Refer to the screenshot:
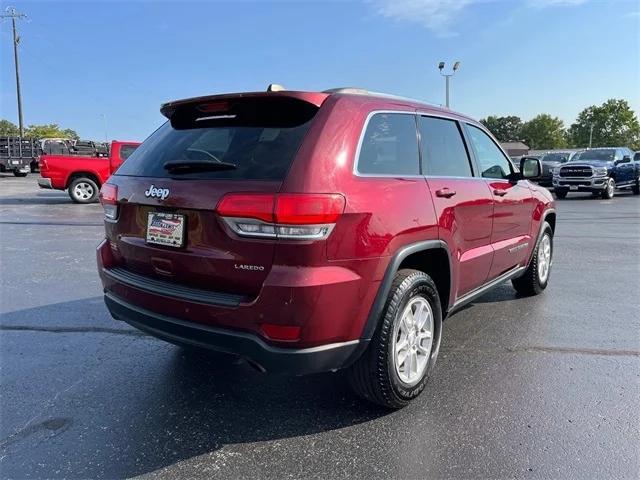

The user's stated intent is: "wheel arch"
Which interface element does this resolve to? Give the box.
[66,171,102,189]
[524,208,556,269]
[360,240,453,340]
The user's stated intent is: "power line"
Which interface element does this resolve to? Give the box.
[1,6,27,137]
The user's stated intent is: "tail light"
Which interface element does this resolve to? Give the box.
[216,193,345,240]
[99,183,118,220]
[39,157,47,170]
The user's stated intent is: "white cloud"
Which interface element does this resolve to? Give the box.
[374,0,591,35]
[527,0,588,7]
[375,0,475,36]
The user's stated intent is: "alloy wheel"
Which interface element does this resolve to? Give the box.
[392,297,434,386]
[537,234,552,283]
[73,182,94,201]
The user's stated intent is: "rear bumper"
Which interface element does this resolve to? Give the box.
[37,177,53,189]
[104,292,367,375]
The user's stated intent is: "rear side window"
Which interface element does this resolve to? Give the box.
[357,113,419,175]
[465,124,512,179]
[115,97,317,181]
[419,116,472,177]
[119,144,138,161]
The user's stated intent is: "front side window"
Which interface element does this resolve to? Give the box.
[357,113,419,175]
[465,124,512,179]
[419,116,472,177]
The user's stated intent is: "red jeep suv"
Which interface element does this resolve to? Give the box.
[97,87,555,408]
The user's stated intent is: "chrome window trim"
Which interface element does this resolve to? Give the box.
[353,109,481,180]
[353,110,420,178]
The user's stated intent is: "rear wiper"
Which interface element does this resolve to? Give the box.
[163,160,237,173]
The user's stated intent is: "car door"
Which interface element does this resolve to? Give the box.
[419,115,494,297]
[615,148,635,186]
[463,123,535,280]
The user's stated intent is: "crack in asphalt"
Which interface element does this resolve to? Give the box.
[0,221,102,226]
[443,345,640,357]
[0,418,72,451]
[4,326,637,356]
[0,325,145,337]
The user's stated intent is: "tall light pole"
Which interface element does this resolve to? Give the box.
[1,7,27,137]
[588,123,594,149]
[438,61,461,108]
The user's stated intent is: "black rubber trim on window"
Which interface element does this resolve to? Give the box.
[103,267,248,307]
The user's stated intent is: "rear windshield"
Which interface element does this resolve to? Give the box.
[116,97,317,180]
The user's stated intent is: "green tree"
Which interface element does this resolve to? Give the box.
[61,128,80,141]
[569,99,640,149]
[0,119,19,136]
[23,123,79,140]
[520,114,567,149]
[480,115,523,142]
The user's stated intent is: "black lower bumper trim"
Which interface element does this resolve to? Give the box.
[104,293,367,375]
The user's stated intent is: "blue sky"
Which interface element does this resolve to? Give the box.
[1,0,638,141]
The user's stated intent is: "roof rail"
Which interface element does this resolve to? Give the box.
[322,87,370,95]
[323,87,443,108]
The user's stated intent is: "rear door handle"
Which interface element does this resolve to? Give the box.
[493,189,508,196]
[435,188,456,198]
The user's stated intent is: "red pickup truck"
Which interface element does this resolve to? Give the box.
[38,140,140,203]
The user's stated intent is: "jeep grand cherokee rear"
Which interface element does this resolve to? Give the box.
[98,88,555,409]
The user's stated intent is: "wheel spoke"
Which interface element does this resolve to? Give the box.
[418,330,432,340]
[416,304,429,330]
[397,349,408,367]
[402,312,413,331]
[417,339,431,355]
[410,352,418,376]
[396,338,409,354]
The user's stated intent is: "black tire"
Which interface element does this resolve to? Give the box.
[632,180,640,195]
[512,222,553,296]
[13,171,28,177]
[601,178,615,199]
[347,269,442,409]
[68,177,99,204]
[554,190,567,199]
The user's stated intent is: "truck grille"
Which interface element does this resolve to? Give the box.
[560,166,592,177]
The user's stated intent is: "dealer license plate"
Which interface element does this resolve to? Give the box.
[146,212,185,248]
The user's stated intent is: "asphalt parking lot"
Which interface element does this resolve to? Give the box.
[1,173,639,479]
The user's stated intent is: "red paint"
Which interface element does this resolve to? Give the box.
[39,140,141,190]
[97,90,554,350]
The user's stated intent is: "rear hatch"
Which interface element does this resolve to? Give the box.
[103,94,325,299]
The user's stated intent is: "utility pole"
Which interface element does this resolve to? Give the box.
[438,61,461,108]
[588,124,594,149]
[1,7,27,137]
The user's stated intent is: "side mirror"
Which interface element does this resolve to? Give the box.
[520,157,541,179]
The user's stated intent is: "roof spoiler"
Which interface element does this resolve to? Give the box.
[161,88,328,119]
